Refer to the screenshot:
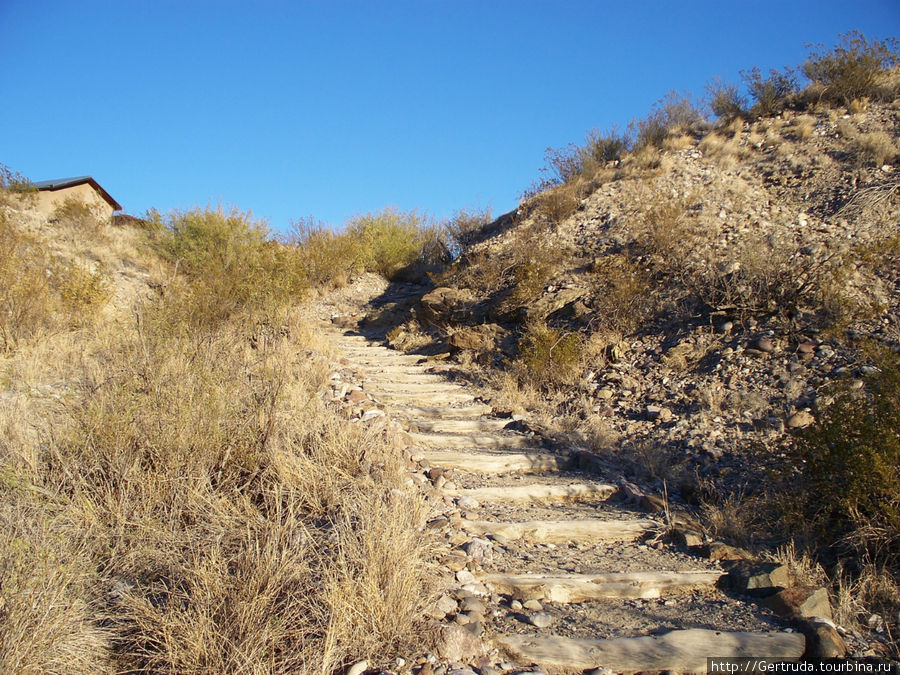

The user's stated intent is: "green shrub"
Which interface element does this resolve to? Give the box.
[155,207,306,331]
[346,207,439,279]
[741,66,798,117]
[705,78,748,120]
[804,31,900,106]
[785,351,900,572]
[516,323,583,386]
[53,260,110,326]
[291,216,363,287]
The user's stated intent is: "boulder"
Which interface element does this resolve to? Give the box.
[723,561,792,596]
[523,288,588,321]
[797,618,847,659]
[764,586,833,621]
[420,287,479,323]
[448,324,505,352]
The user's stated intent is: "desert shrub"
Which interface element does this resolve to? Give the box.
[636,196,696,264]
[50,197,108,233]
[681,238,840,320]
[156,207,306,330]
[53,260,110,326]
[853,131,899,167]
[634,91,704,149]
[0,165,35,208]
[442,206,493,258]
[539,142,586,187]
[588,254,654,334]
[346,207,439,279]
[584,125,633,165]
[706,78,748,120]
[292,216,363,287]
[784,351,900,573]
[0,216,55,351]
[516,322,583,386]
[741,66,799,117]
[804,31,900,106]
[532,182,580,225]
[0,215,110,350]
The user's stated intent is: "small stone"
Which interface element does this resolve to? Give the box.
[425,594,459,619]
[509,599,523,611]
[459,596,486,615]
[529,612,554,628]
[720,321,734,333]
[523,599,543,611]
[455,570,476,584]
[754,337,775,353]
[787,411,815,428]
[596,388,614,400]
[347,660,368,675]
[462,538,493,564]
[435,624,485,661]
[456,496,479,510]
[797,341,815,354]
[346,389,367,403]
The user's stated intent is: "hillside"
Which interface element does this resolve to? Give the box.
[345,47,900,663]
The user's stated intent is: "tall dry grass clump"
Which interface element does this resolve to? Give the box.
[0,202,434,672]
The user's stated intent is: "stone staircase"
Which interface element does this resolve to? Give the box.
[330,329,807,673]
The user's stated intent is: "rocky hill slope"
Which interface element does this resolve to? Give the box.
[346,94,900,663]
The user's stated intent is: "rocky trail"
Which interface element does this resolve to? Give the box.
[315,284,848,674]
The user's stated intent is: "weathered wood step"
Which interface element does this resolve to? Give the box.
[376,390,475,404]
[363,373,448,385]
[496,629,806,672]
[366,382,463,394]
[482,570,725,602]
[461,518,658,544]
[414,418,510,433]
[394,404,493,419]
[415,450,563,474]
[447,482,617,505]
[408,431,542,450]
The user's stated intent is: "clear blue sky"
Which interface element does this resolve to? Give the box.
[1,1,897,234]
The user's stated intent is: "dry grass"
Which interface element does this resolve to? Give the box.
[854,131,899,167]
[0,197,434,672]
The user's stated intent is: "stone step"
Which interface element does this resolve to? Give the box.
[482,570,725,602]
[461,518,658,544]
[413,418,510,433]
[495,629,806,672]
[408,431,542,451]
[415,450,563,474]
[447,482,617,505]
